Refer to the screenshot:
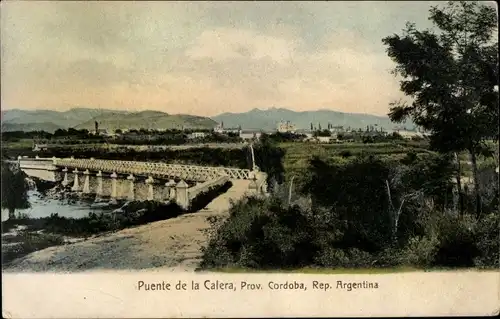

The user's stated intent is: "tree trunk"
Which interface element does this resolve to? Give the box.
[454,152,464,215]
[469,148,482,218]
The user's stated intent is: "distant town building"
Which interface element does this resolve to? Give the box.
[214,122,225,134]
[277,121,296,133]
[214,122,241,134]
[329,125,345,133]
[396,130,425,139]
[188,132,207,139]
[90,127,109,136]
[33,144,48,151]
[315,136,334,143]
[240,131,262,141]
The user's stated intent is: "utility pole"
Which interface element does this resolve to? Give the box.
[288,176,296,206]
[250,143,256,171]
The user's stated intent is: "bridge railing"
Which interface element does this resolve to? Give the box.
[51,158,252,181]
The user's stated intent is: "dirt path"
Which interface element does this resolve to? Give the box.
[2,180,252,273]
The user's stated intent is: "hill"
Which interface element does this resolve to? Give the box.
[1,108,127,130]
[0,122,63,133]
[211,107,416,131]
[1,107,415,133]
[74,110,218,131]
[1,108,217,132]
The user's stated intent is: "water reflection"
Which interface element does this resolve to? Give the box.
[1,190,113,222]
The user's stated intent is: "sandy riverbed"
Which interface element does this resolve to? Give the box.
[2,180,251,273]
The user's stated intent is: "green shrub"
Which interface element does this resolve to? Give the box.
[200,196,319,269]
[399,236,439,267]
[432,214,479,267]
[2,231,65,265]
[473,212,500,268]
[315,248,375,268]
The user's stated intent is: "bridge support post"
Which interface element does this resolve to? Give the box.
[127,174,135,201]
[95,171,104,199]
[145,176,155,201]
[110,172,118,199]
[248,176,258,195]
[165,180,176,200]
[257,172,268,194]
[71,169,80,192]
[62,167,69,187]
[176,180,189,210]
[248,171,268,195]
[82,170,91,194]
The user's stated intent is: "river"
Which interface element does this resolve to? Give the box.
[1,189,114,222]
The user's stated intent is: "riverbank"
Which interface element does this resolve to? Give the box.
[2,181,251,272]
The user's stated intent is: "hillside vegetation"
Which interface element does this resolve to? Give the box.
[1,122,63,133]
[75,110,218,130]
[1,108,217,132]
[1,108,126,132]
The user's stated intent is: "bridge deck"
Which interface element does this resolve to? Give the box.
[16,157,254,182]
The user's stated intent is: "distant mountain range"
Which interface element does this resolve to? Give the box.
[1,107,414,133]
[1,108,217,133]
[211,107,415,131]
[74,110,217,131]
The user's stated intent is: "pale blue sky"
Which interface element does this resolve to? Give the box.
[1,1,489,116]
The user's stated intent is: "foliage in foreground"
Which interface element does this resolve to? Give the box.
[1,162,30,218]
[200,156,499,270]
[2,231,66,265]
[201,195,499,270]
[382,1,498,218]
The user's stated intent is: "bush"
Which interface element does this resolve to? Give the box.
[200,196,319,269]
[339,150,352,158]
[4,201,185,238]
[315,248,375,268]
[200,149,499,271]
[399,236,439,267]
[432,214,479,267]
[473,212,500,268]
[2,231,65,265]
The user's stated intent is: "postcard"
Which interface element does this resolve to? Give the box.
[1,1,499,318]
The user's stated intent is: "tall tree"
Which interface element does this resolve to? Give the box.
[382,1,498,218]
[1,162,30,219]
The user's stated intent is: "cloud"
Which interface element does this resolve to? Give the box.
[185,27,299,65]
[1,1,441,116]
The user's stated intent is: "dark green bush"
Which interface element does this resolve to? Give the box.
[200,152,498,270]
[432,214,479,267]
[1,231,65,265]
[200,196,320,269]
[473,212,499,268]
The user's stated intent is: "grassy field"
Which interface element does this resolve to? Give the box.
[2,138,494,180]
[279,141,433,183]
[279,140,497,184]
[1,139,34,149]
